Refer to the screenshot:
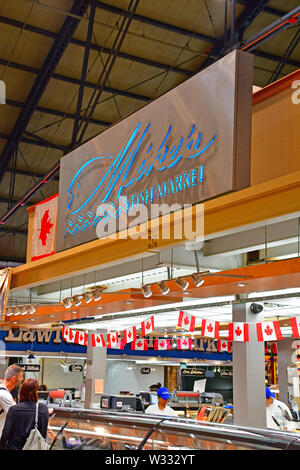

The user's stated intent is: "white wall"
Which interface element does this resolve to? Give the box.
[42,358,85,390]
[105,360,164,395]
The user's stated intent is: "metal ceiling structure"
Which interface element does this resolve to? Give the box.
[0,0,299,265]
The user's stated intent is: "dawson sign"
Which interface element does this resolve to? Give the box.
[56,50,253,251]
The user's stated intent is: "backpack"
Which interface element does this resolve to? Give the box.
[22,402,49,450]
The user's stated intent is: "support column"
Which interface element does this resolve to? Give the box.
[232,301,266,428]
[84,332,107,409]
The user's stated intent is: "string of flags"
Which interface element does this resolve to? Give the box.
[61,312,300,349]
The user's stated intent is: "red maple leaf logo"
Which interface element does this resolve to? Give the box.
[137,341,142,347]
[160,341,165,348]
[39,209,53,246]
[96,335,100,342]
[69,331,73,340]
[128,331,132,338]
[265,325,273,336]
[184,317,190,325]
[235,326,242,336]
[222,342,226,348]
[112,335,115,343]
[146,322,151,330]
[80,334,83,341]
[182,340,187,346]
[207,324,213,333]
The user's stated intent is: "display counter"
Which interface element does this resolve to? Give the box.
[47,407,300,450]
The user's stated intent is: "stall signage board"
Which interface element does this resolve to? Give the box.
[19,364,41,372]
[56,50,253,251]
[181,368,205,376]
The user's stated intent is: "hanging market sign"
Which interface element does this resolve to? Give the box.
[220,370,233,378]
[181,368,205,376]
[56,50,253,251]
[19,364,41,372]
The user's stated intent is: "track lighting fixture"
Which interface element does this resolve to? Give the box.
[158,280,170,295]
[141,284,152,298]
[191,272,205,287]
[12,306,20,316]
[83,292,93,303]
[62,297,72,309]
[27,305,36,315]
[175,278,189,291]
[92,288,102,301]
[5,307,13,316]
[72,295,82,306]
[20,305,27,315]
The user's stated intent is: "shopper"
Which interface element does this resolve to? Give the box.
[265,386,294,431]
[0,364,23,436]
[145,387,178,417]
[0,378,49,450]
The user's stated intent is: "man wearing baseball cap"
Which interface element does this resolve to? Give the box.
[265,386,294,431]
[145,387,178,417]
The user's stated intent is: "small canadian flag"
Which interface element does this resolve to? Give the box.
[141,316,155,336]
[123,326,137,344]
[228,322,249,342]
[62,326,76,343]
[177,338,193,350]
[217,339,232,353]
[75,330,88,346]
[106,332,119,348]
[290,316,300,338]
[154,339,171,350]
[109,338,125,350]
[256,321,283,342]
[177,311,196,332]
[131,339,148,351]
[201,319,220,339]
[91,333,106,348]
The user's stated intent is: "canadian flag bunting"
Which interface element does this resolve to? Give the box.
[290,316,300,338]
[228,322,249,342]
[141,316,155,336]
[91,333,106,348]
[201,319,220,339]
[75,330,88,346]
[256,321,283,342]
[106,332,119,348]
[109,338,125,350]
[62,326,76,343]
[154,339,171,350]
[123,326,137,344]
[177,311,196,332]
[131,339,148,351]
[177,338,193,350]
[217,339,232,353]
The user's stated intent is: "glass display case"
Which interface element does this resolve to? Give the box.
[47,407,300,451]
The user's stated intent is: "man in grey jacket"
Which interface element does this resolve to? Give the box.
[0,365,23,436]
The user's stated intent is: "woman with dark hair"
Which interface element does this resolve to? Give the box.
[0,379,49,450]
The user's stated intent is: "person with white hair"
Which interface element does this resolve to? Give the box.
[0,364,23,436]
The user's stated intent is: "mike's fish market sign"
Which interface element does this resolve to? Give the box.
[0,329,86,355]
[56,50,253,251]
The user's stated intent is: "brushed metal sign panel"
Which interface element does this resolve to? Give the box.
[56,50,253,252]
